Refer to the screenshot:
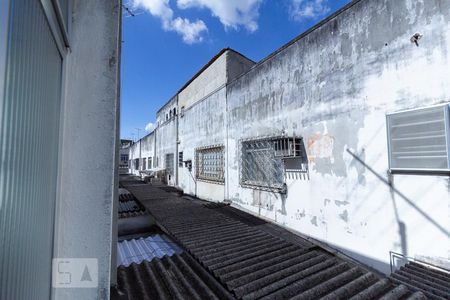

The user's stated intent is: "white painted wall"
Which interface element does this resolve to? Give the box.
[132,1,450,274]
[178,52,228,110]
[178,87,227,201]
[225,0,450,274]
[53,1,121,299]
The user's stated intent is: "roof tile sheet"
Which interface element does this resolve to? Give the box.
[117,234,182,267]
[390,262,450,299]
[124,183,431,300]
[117,253,235,300]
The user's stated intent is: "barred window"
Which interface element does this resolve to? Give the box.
[196,146,224,183]
[241,138,284,190]
[387,104,450,174]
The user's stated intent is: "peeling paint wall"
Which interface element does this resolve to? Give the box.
[225,0,450,274]
[132,0,450,275]
[178,87,227,200]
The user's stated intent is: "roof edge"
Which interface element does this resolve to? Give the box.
[228,0,365,84]
[156,47,231,114]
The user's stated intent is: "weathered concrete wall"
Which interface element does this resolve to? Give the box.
[178,52,227,110]
[154,96,178,184]
[227,50,255,82]
[178,87,227,201]
[157,95,177,125]
[226,0,450,273]
[132,0,450,274]
[128,132,156,175]
[129,140,141,175]
[54,0,121,299]
[156,118,177,185]
[141,132,155,169]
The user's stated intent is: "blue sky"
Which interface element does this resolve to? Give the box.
[121,0,351,140]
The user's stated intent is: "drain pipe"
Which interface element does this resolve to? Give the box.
[187,166,197,198]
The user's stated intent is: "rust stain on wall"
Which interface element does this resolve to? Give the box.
[307,133,335,162]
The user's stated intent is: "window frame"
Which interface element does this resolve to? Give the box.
[0,0,10,112]
[239,136,288,192]
[195,145,225,184]
[40,0,71,56]
[386,103,450,175]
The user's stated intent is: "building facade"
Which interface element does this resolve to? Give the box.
[120,139,132,171]
[129,0,450,276]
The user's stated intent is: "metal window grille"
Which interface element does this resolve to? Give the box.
[165,153,174,176]
[274,137,303,158]
[240,138,285,190]
[196,146,224,183]
[387,104,450,174]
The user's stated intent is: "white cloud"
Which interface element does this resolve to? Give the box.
[170,17,207,43]
[290,0,330,21]
[177,0,262,32]
[145,122,155,132]
[132,0,207,44]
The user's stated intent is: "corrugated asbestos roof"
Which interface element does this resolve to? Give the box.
[119,191,147,219]
[117,252,235,300]
[117,234,182,267]
[390,262,450,300]
[123,182,430,300]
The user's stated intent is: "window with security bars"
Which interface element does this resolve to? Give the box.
[387,104,450,174]
[195,146,224,183]
[241,138,285,190]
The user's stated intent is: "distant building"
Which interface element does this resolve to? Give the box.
[129,0,450,275]
[0,1,121,299]
[120,139,132,171]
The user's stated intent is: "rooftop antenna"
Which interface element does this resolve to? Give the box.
[122,3,144,18]
[134,128,141,141]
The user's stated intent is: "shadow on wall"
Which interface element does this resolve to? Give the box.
[252,138,310,216]
[346,148,450,242]
[329,242,393,275]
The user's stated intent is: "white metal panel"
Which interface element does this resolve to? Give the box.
[0,0,63,299]
[387,104,450,173]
